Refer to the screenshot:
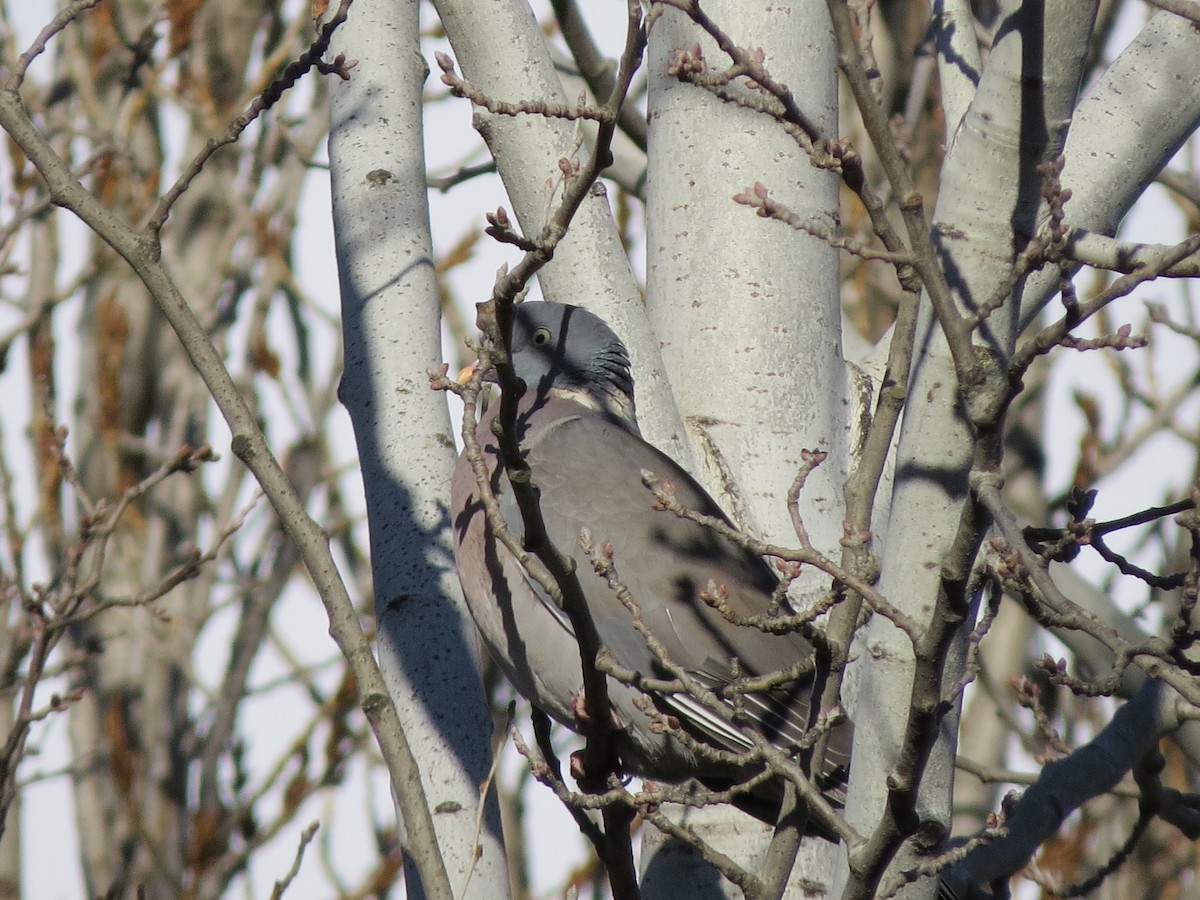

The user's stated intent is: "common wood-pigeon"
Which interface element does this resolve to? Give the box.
[451,301,852,829]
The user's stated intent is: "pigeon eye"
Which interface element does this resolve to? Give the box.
[532,327,552,346]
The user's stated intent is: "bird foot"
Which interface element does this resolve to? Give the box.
[569,750,610,793]
[571,690,624,736]
[572,690,600,733]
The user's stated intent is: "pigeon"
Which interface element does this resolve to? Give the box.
[450,300,852,831]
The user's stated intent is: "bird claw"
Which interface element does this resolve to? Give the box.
[569,750,611,793]
[571,690,624,735]
[572,690,602,733]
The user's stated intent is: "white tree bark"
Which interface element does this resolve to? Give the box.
[931,0,981,141]
[641,3,846,897]
[329,1,508,896]
[645,4,846,554]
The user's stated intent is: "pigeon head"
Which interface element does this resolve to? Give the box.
[508,301,637,428]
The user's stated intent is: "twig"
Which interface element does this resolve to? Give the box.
[459,712,508,900]
[641,807,760,895]
[974,474,1200,707]
[7,0,101,90]
[437,56,614,124]
[551,0,648,150]
[145,0,357,236]
[654,0,823,143]
[269,823,320,900]
[734,182,914,264]
[1023,497,1196,590]
[1012,232,1200,374]
[885,817,1008,900]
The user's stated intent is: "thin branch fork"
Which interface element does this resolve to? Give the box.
[651,0,823,144]
[145,0,357,236]
[1024,496,1197,591]
[1012,231,1200,374]
[644,806,763,894]
[974,474,1200,708]
[551,0,649,150]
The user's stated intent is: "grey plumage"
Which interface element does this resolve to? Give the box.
[451,301,852,829]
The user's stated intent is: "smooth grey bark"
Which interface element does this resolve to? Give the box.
[931,0,981,140]
[329,1,508,896]
[644,5,846,555]
[641,3,846,897]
